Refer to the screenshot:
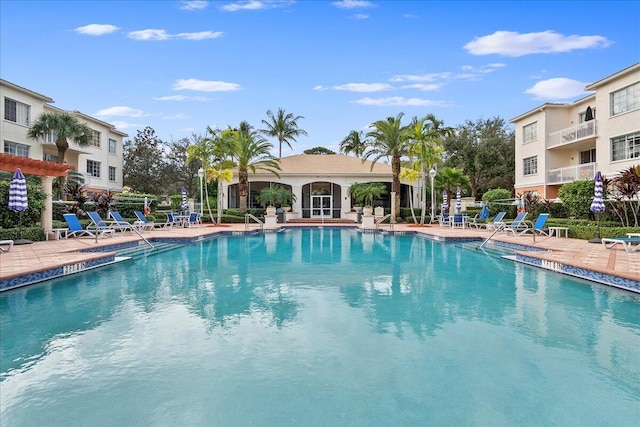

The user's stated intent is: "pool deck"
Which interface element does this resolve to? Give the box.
[1,222,638,292]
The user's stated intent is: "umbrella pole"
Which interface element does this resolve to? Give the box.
[14,211,33,245]
[588,213,602,243]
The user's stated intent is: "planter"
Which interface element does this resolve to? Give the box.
[266,206,277,216]
[282,206,291,212]
[363,207,373,216]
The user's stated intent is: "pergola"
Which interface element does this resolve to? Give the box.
[1,153,75,231]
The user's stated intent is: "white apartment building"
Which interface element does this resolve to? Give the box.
[511,62,640,199]
[1,79,127,196]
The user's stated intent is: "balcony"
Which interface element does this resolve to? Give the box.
[548,120,597,148]
[548,163,596,184]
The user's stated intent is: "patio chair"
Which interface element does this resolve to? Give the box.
[63,213,114,239]
[187,212,202,227]
[479,211,507,231]
[601,237,640,253]
[0,240,14,252]
[87,211,132,234]
[110,211,137,229]
[451,214,465,228]
[134,210,161,230]
[507,213,549,236]
[165,212,184,228]
[501,212,529,234]
[437,213,450,227]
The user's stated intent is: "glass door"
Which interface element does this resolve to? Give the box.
[311,195,332,218]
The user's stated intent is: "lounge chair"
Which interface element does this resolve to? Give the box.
[110,211,146,232]
[501,212,529,234]
[601,237,640,253]
[506,213,549,236]
[63,213,114,238]
[133,210,160,230]
[478,211,507,231]
[0,240,14,252]
[87,211,132,234]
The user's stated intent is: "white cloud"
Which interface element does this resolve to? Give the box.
[220,1,293,11]
[332,0,374,9]
[128,29,171,41]
[74,24,119,36]
[353,13,369,19]
[333,83,393,92]
[353,97,448,107]
[163,113,187,120]
[390,72,450,83]
[153,95,210,101]
[401,83,440,91]
[179,1,209,10]
[173,78,242,92]
[94,106,147,117]
[464,30,612,57]
[175,31,223,40]
[313,85,328,91]
[110,120,141,130]
[524,78,588,100]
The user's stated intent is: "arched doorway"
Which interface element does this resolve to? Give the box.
[302,182,341,218]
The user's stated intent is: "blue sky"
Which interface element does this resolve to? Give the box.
[1,0,639,155]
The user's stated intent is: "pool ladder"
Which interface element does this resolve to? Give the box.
[245,213,264,231]
[375,214,394,232]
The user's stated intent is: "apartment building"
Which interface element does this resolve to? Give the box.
[511,62,640,199]
[1,79,127,196]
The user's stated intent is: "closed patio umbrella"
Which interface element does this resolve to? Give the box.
[589,171,605,243]
[181,187,189,213]
[8,168,32,245]
[456,187,462,214]
[441,190,449,214]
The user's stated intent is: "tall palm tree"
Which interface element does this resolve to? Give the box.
[339,130,367,158]
[260,108,308,158]
[363,113,410,219]
[27,111,93,164]
[436,167,470,214]
[229,122,281,211]
[407,114,452,223]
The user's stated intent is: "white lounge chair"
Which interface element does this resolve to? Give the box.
[0,240,14,252]
[601,237,640,253]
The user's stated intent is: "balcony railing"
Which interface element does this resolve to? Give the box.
[547,163,596,184]
[548,120,597,147]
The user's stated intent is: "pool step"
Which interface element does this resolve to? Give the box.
[116,241,182,259]
[461,242,516,258]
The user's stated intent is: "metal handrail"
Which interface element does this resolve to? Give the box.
[375,214,394,231]
[478,227,500,249]
[245,213,264,231]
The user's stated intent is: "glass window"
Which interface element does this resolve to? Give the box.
[87,160,101,177]
[43,152,59,162]
[3,97,31,126]
[523,122,537,144]
[4,141,30,157]
[579,148,596,164]
[109,166,116,181]
[611,132,640,161]
[523,156,537,176]
[611,82,640,116]
[109,138,117,154]
[91,130,101,147]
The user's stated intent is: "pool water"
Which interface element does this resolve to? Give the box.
[1,228,639,426]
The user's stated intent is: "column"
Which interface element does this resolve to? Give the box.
[41,176,54,231]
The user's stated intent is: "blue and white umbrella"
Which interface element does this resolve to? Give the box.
[456,186,462,214]
[8,168,31,243]
[441,190,449,214]
[181,187,189,213]
[590,171,605,214]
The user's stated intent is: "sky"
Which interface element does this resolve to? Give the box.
[1,0,639,156]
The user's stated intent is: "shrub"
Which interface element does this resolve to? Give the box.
[557,179,594,219]
[482,188,513,216]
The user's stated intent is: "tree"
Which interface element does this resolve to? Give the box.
[303,146,335,155]
[363,113,410,219]
[165,135,202,197]
[27,111,93,164]
[229,121,281,211]
[436,167,470,213]
[350,182,388,208]
[340,130,367,157]
[260,108,308,158]
[122,126,168,195]
[443,117,514,198]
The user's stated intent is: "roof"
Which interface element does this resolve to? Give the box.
[585,62,640,90]
[0,79,54,103]
[254,154,393,176]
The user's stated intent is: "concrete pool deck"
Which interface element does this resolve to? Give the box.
[1,222,638,292]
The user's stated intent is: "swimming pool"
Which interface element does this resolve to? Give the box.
[1,228,639,426]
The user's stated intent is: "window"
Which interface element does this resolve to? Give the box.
[4,141,30,157]
[43,153,59,162]
[611,82,640,116]
[109,138,117,155]
[87,160,101,177]
[523,122,537,144]
[44,131,58,144]
[579,148,596,164]
[523,156,537,176]
[579,109,596,123]
[91,130,101,147]
[611,132,640,161]
[109,166,116,181]
[4,97,31,126]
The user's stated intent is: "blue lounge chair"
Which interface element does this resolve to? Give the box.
[501,212,528,234]
[601,237,640,253]
[87,211,132,234]
[507,213,549,236]
[480,211,507,230]
[134,210,160,230]
[63,213,114,238]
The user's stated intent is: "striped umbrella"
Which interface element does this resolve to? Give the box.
[181,187,189,213]
[589,171,605,242]
[441,190,449,214]
[456,186,462,214]
[8,168,31,243]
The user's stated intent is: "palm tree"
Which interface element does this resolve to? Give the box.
[229,122,281,211]
[363,113,410,219]
[27,111,93,164]
[436,167,470,214]
[406,114,452,224]
[260,108,308,158]
[339,130,367,157]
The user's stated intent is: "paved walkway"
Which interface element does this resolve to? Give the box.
[1,222,638,290]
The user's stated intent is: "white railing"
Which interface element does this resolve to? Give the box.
[548,163,596,184]
[244,213,263,231]
[375,214,394,231]
[548,120,597,147]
